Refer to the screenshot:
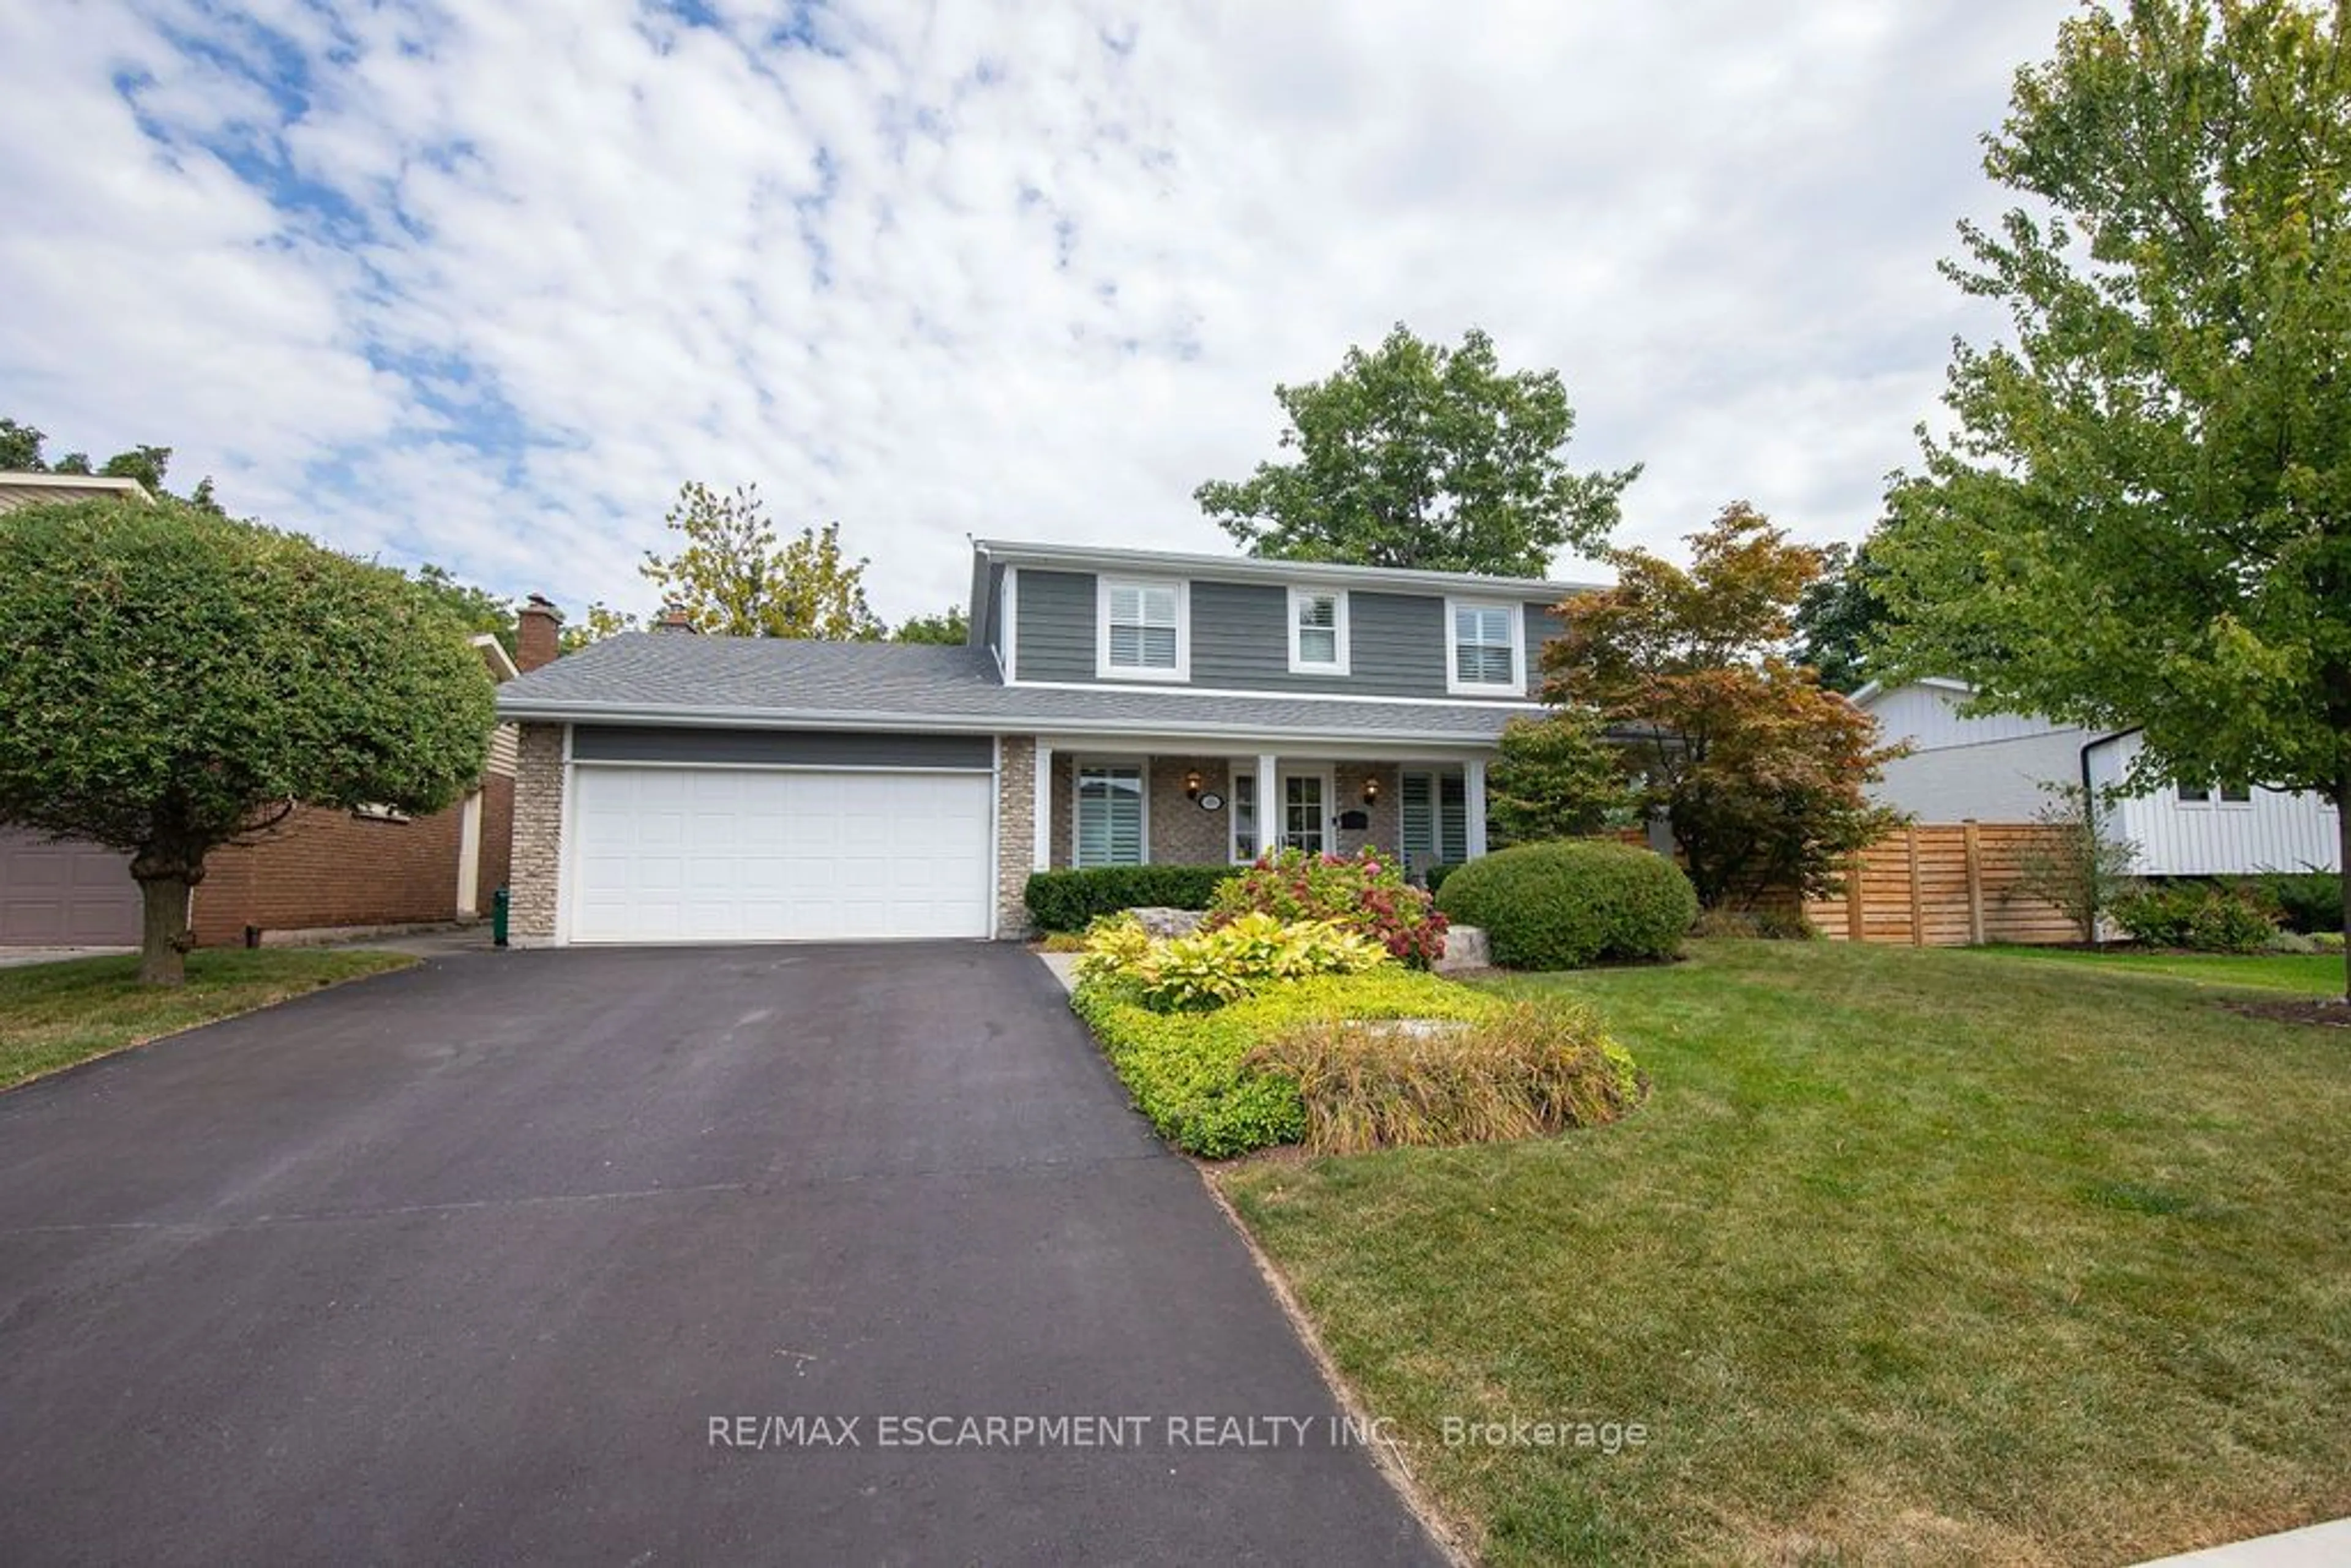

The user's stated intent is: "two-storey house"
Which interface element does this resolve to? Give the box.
[493,539,1591,945]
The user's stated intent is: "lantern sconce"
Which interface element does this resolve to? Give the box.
[1185,768,1204,801]
[1362,775,1381,807]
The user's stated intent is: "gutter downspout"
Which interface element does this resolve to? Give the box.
[2078,726,2142,943]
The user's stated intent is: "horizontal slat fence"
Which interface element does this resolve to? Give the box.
[1803,822,2081,947]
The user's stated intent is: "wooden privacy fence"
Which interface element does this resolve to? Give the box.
[1802,823,2082,947]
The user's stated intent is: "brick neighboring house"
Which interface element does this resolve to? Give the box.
[494,539,1598,946]
[0,468,542,946]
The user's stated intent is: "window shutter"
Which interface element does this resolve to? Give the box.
[1401,773,1432,863]
[1439,775,1468,863]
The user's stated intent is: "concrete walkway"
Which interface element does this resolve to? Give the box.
[2135,1518,2351,1566]
[0,945,133,970]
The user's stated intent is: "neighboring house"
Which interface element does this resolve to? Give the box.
[1856,677,2341,876]
[0,467,536,946]
[493,539,1592,945]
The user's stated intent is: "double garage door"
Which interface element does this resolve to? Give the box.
[569,764,994,944]
[0,827,139,946]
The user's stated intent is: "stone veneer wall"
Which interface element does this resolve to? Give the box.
[1146,757,1236,865]
[508,722,566,943]
[994,736,1037,937]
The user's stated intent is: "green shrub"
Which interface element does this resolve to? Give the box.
[1070,969,1502,1158]
[1436,840,1698,970]
[2110,883,2277,953]
[1079,911,1389,1012]
[1209,847,1447,965]
[2236,870,2344,934]
[1422,860,1467,895]
[1249,999,1643,1155]
[1024,865,1235,932]
[1690,906,1820,941]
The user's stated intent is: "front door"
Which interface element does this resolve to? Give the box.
[1281,773,1329,855]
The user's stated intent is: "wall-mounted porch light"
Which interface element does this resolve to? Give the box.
[1185,768,1204,801]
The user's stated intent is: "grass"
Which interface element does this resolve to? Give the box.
[1216,939,2351,1566]
[0,948,416,1089]
[1978,943,2347,996]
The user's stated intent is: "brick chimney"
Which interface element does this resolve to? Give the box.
[653,603,698,634]
[516,594,563,672]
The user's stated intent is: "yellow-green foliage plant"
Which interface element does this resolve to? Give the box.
[1075,910,1387,1012]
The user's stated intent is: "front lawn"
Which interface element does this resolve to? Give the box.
[0,948,416,1089]
[1977,943,2346,996]
[1217,940,2351,1565]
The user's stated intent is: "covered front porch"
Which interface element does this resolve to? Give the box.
[1027,740,1492,882]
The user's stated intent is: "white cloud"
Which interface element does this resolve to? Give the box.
[0,0,2077,623]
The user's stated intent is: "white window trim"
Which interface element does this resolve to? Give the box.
[1286,587,1351,676]
[1071,757,1150,868]
[1445,597,1525,696]
[1229,768,1258,864]
[1095,577,1190,682]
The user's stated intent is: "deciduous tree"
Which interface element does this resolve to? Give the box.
[639,482,882,639]
[0,413,224,511]
[1872,0,2351,997]
[1196,324,1637,577]
[1545,504,1905,908]
[1485,713,1636,847]
[892,606,969,645]
[1790,540,1889,694]
[0,500,496,985]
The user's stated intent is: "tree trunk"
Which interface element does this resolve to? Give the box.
[2338,771,2350,1005]
[134,873,193,988]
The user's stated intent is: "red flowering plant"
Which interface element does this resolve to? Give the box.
[1205,846,1449,967]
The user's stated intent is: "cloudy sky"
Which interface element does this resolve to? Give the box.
[1,0,2075,625]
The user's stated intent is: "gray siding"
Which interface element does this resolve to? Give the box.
[572,726,992,770]
[1193,583,1453,697]
[1011,566,1555,699]
[1013,569,1097,682]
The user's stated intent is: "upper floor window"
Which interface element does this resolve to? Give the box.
[2178,782,2252,805]
[1098,578,1188,681]
[1447,599,1523,694]
[1288,588,1350,675]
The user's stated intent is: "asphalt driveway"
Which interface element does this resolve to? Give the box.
[0,943,1440,1564]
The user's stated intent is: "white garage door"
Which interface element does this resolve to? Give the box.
[569,766,993,943]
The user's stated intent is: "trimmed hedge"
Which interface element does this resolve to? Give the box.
[2111,883,2276,953]
[1436,839,1697,970]
[1024,865,1235,933]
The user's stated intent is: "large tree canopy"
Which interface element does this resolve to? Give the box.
[1195,324,1637,577]
[0,500,496,984]
[639,482,883,639]
[1871,0,2351,996]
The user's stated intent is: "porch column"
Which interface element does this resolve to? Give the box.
[1033,743,1054,872]
[1258,751,1278,849]
[1464,757,1489,858]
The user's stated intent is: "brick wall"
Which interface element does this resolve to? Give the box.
[508,722,567,943]
[192,801,467,946]
[479,774,516,905]
[1333,762,1403,860]
[994,736,1037,937]
[1147,757,1235,865]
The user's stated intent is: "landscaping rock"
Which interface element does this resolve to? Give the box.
[1126,907,1206,939]
[1434,925,1490,973]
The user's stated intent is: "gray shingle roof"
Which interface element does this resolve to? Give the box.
[496,634,1529,746]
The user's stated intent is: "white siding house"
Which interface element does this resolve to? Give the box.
[1856,678,2339,876]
